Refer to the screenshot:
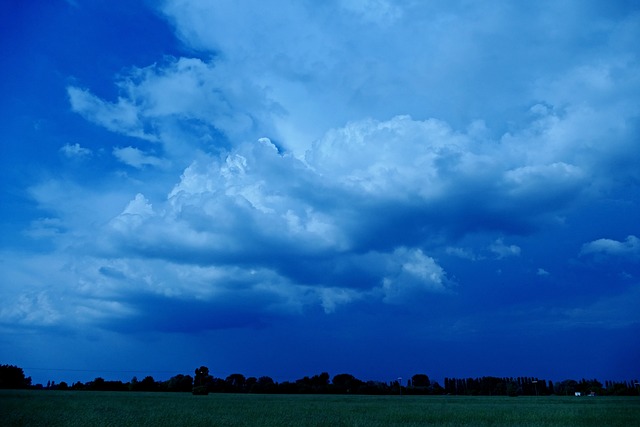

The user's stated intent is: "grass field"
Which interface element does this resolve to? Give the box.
[1,390,639,426]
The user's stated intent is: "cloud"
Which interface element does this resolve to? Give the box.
[537,268,550,277]
[112,146,168,169]
[12,1,638,336]
[305,114,597,239]
[489,239,521,259]
[158,1,640,156]
[580,235,640,258]
[445,246,478,261]
[67,87,157,142]
[22,100,632,329]
[67,56,283,172]
[25,218,66,239]
[317,287,363,314]
[0,291,61,327]
[0,252,135,330]
[0,249,305,332]
[60,143,92,158]
[380,248,449,304]
[99,108,592,272]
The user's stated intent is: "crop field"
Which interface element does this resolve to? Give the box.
[1,390,639,426]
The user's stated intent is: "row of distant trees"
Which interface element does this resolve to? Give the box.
[442,376,639,396]
[2,364,638,396]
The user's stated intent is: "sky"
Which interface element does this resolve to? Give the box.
[1,0,639,386]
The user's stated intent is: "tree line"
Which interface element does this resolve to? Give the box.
[1,364,638,396]
[442,376,639,396]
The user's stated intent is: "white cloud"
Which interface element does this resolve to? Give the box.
[0,252,136,330]
[581,235,640,258]
[157,1,640,158]
[316,287,362,314]
[67,87,157,141]
[106,141,349,259]
[68,57,281,170]
[119,58,273,141]
[503,163,585,199]
[489,239,521,259]
[0,291,62,327]
[97,107,603,270]
[445,246,478,261]
[381,248,449,303]
[122,193,154,217]
[0,249,309,331]
[306,115,464,199]
[113,146,168,169]
[60,143,92,158]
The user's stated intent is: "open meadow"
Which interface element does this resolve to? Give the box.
[1,390,639,426]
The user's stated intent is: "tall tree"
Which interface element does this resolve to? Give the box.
[193,366,212,395]
[332,374,363,394]
[226,373,246,392]
[411,374,431,388]
[0,365,31,389]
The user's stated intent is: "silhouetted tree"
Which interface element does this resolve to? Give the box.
[332,373,363,394]
[208,377,227,393]
[0,365,32,389]
[444,377,462,394]
[555,379,578,395]
[430,381,444,395]
[606,380,636,396]
[193,366,212,395]
[411,374,431,388]
[165,374,193,392]
[88,377,105,390]
[86,377,127,391]
[245,377,257,392]
[312,372,330,391]
[226,373,246,392]
[505,380,519,396]
[295,372,330,393]
[359,381,391,395]
[251,376,276,393]
[139,375,158,391]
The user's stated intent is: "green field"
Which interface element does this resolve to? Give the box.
[1,390,639,426]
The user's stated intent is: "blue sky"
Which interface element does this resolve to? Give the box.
[1,0,639,386]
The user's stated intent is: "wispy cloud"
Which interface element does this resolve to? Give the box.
[581,235,640,258]
[60,143,92,158]
[113,146,168,169]
[67,87,157,142]
[489,239,521,259]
